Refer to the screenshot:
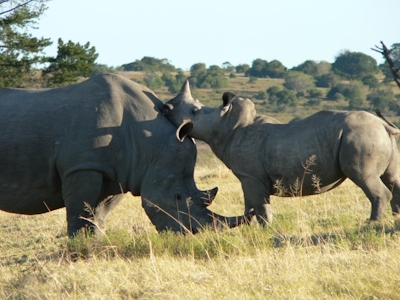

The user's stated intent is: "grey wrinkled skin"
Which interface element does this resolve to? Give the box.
[0,74,251,237]
[162,81,400,223]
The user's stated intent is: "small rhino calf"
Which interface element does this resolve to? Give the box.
[162,81,400,223]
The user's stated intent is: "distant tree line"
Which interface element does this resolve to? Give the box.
[1,1,399,116]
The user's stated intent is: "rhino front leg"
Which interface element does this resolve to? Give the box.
[241,177,273,223]
[94,194,125,233]
[62,170,104,237]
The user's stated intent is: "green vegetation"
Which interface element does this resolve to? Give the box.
[0,0,51,88]
[120,56,177,73]
[0,1,99,88]
[43,38,98,87]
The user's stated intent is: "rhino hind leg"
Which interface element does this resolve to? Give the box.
[387,180,400,217]
[351,176,393,220]
[381,176,400,218]
[62,170,105,237]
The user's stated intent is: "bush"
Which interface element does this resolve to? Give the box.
[361,74,379,88]
[284,71,315,93]
[255,91,268,100]
[248,76,258,84]
[308,88,323,98]
[315,72,339,88]
[367,88,396,111]
[144,73,164,90]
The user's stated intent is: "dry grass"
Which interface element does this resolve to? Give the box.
[1,145,400,299]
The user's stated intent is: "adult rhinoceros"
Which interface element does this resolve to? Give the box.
[0,74,250,237]
[161,82,400,223]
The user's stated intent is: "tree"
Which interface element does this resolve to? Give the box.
[90,64,115,76]
[372,41,400,88]
[276,89,298,106]
[162,70,187,94]
[246,58,267,77]
[199,65,228,88]
[263,59,287,78]
[332,50,379,79]
[44,38,99,86]
[315,72,339,88]
[143,72,164,90]
[291,60,331,78]
[222,61,235,73]
[189,64,227,89]
[0,0,51,87]
[236,63,250,73]
[266,86,281,104]
[121,56,176,73]
[189,62,207,87]
[284,71,315,93]
[361,74,379,88]
[246,59,287,78]
[367,88,396,111]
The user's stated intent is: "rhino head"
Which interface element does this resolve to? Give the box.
[141,96,252,233]
[161,80,251,144]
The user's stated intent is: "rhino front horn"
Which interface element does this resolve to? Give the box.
[178,80,192,98]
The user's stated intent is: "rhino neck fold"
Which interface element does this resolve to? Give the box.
[206,127,238,169]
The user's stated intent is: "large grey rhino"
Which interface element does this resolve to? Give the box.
[161,82,400,223]
[0,74,250,237]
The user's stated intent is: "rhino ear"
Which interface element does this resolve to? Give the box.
[176,118,194,142]
[161,103,174,115]
[220,92,235,116]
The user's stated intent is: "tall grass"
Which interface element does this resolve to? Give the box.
[1,144,400,299]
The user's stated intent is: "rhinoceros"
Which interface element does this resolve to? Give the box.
[161,81,400,223]
[0,74,251,237]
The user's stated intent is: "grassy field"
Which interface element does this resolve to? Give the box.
[1,143,400,299]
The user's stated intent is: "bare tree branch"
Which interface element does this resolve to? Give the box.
[372,41,400,89]
[0,0,38,16]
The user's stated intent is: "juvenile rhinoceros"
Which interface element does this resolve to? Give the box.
[0,74,251,237]
[161,82,400,223]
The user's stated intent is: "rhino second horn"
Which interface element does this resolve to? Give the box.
[200,187,218,206]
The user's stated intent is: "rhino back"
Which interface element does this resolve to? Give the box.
[226,111,355,191]
[0,74,164,213]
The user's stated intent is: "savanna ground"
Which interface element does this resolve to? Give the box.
[1,143,400,299]
[2,72,400,299]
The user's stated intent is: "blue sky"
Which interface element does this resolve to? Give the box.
[35,0,399,70]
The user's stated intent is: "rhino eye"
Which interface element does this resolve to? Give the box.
[191,108,198,115]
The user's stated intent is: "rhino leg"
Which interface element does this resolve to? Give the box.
[94,194,125,233]
[388,180,400,217]
[241,177,273,223]
[381,162,400,217]
[351,176,392,220]
[62,170,104,237]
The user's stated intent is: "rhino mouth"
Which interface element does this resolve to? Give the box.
[143,197,254,234]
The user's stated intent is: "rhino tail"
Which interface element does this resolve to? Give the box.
[375,109,400,136]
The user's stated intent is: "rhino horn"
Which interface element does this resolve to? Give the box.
[200,187,218,206]
[208,209,254,228]
[178,80,192,99]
